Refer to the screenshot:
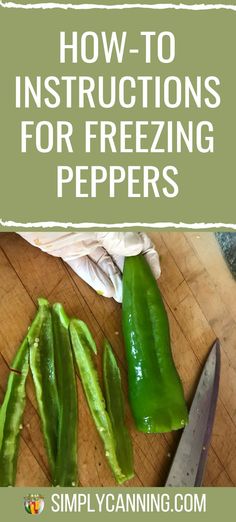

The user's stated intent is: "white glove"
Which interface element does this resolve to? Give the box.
[19,232,160,303]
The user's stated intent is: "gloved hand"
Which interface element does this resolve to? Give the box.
[19,232,160,303]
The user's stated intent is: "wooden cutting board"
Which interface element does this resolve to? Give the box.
[0,232,235,487]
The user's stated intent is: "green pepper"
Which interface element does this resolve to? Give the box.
[122,254,188,433]
[0,309,43,486]
[28,298,59,480]
[69,319,126,484]
[52,303,78,487]
[103,340,134,481]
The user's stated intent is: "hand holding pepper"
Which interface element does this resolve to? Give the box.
[19,232,161,302]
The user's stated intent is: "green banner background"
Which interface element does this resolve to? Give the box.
[0,6,236,229]
[0,487,235,521]
[5,1,236,5]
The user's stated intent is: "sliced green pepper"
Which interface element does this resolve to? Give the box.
[122,254,188,433]
[28,298,59,479]
[69,319,126,484]
[0,309,43,486]
[103,340,134,481]
[52,303,78,487]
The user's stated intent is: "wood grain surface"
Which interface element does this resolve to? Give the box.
[0,231,235,487]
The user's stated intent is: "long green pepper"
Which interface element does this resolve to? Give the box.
[52,303,78,487]
[28,298,59,479]
[0,308,44,486]
[69,319,128,484]
[103,340,134,481]
[122,254,188,433]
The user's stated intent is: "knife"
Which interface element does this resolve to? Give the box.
[165,339,221,487]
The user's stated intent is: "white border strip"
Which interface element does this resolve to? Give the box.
[1,220,236,230]
[1,1,235,229]
[0,3,236,11]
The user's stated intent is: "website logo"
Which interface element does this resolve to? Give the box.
[24,495,45,515]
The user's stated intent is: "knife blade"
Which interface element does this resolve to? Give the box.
[165,339,220,487]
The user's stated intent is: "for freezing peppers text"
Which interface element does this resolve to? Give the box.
[15,30,221,200]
